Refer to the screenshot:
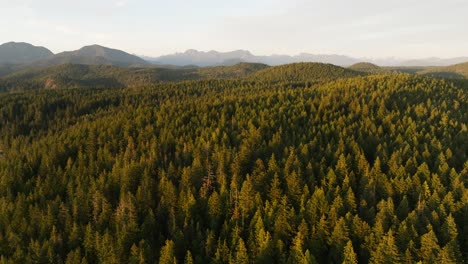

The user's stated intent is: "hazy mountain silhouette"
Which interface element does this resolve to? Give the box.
[292,53,359,66]
[147,49,254,66]
[1,42,467,70]
[33,45,148,67]
[399,57,468,67]
[147,50,360,66]
[0,42,53,64]
[145,49,468,67]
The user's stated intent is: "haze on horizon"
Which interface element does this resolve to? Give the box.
[1,0,467,59]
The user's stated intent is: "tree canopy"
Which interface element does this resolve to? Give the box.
[0,71,466,263]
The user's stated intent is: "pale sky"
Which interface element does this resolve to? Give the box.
[1,0,467,58]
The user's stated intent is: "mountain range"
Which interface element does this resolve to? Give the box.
[0,43,149,76]
[0,43,148,70]
[145,49,468,67]
[144,50,363,66]
[1,42,468,72]
[33,44,148,67]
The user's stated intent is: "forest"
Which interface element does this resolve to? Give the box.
[0,64,467,263]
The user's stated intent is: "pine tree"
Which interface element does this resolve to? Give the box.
[239,175,255,218]
[159,240,177,264]
[269,173,283,203]
[129,242,146,264]
[436,246,457,264]
[232,238,249,264]
[328,217,349,263]
[342,240,358,264]
[419,228,440,263]
[184,250,194,264]
[65,248,84,264]
[288,230,307,264]
[370,230,401,264]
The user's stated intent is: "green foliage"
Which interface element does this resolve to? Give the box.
[419,62,468,79]
[0,63,269,92]
[159,240,177,264]
[251,62,364,83]
[342,241,358,264]
[0,72,466,263]
[348,62,383,73]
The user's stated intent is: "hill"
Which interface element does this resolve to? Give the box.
[418,62,468,79]
[348,62,382,73]
[0,64,22,77]
[0,62,269,91]
[381,66,430,74]
[251,62,364,83]
[0,42,53,64]
[0,64,192,91]
[196,62,269,78]
[32,45,148,67]
[0,62,359,91]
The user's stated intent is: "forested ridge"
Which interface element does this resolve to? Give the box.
[0,63,269,92]
[0,71,467,263]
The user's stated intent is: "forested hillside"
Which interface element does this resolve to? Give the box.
[348,63,383,73]
[0,73,466,263]
[251,63,363,83]
[0,63,269,92]
[419,62,468,79]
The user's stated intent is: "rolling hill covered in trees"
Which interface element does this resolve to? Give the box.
[0,62,367,92]
[418,62,468,79]
[0,63,270,92]
[250,62,364,83]
[0,62,466,264]
[348,63,383,73]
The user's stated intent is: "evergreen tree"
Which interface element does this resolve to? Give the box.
[370,230,401,264]
[232,238,249,264]
[184,250,194,264]
[419,228,440,263]
[159,240,177,264]
[342,240,358,264]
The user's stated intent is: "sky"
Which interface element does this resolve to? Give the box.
[1,0,467,58]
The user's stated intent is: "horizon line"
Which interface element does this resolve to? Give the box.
[2,40,468,61]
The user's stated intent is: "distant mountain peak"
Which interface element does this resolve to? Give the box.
[3,41,44,47]
[4,41,28,46]
[144,49,468,67]
[147,49,359,66]
[77,44,128,54]
[0,42,53,64]
[31,44,149,67]
[184,49,199,54]
[83,44,105,48]
[149,49,255,66]
[180,49,252,56]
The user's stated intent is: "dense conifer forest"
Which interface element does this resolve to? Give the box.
[0,64,467,263]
